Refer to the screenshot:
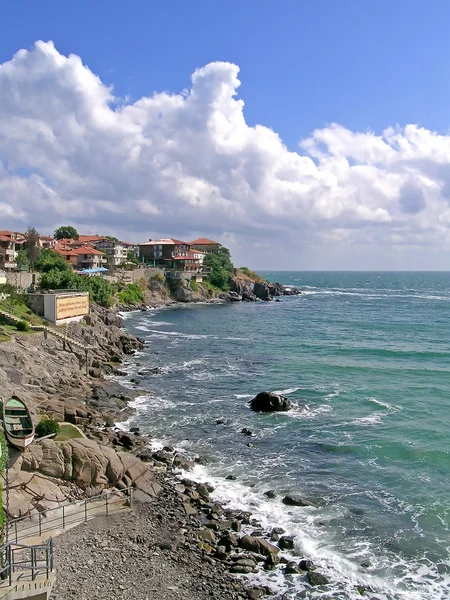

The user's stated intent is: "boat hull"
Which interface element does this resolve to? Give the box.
[5,433,34,450]
[2,395,35,452]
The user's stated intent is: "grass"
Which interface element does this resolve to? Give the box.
[0,334,10,343]
[55,423,84,442]
[0,299,47,327]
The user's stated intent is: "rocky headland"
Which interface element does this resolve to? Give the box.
[0,297,351,600]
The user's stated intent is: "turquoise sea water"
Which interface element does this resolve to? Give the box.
[121,272,450,599]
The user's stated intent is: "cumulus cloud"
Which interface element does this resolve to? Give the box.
[1,41,450,268]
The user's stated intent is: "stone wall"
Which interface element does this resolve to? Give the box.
[26,293,45,316]
[5,270,40,290]
[105,267,164,285]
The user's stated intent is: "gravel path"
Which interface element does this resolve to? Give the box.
[51,481,252,600]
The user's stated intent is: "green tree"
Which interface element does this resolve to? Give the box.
[34,249,70,273]
[16,248,29,272]
[203,246,234,290]
[25,226,40,270]
[127,250,139,265]
[54,226,79,240]
[104,236,119,242]
[39,269,114,308]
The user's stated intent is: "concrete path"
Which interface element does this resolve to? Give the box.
[8,491,131,547]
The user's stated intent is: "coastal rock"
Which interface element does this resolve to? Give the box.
[282,495,316,507]
[239,535,280,557]
[307,571,330,586]
[299,559,316,571]
[285,561,299,574]
[264,490,277,499]
[279,535,295,550]
[249,391,292,412]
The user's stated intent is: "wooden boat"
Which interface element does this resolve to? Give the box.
[2,396,35,450]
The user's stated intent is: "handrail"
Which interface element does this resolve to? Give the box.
[7,487,133,545]
[0,538,54,587]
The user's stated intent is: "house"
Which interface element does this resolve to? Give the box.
[0,231,26,270]
[37,235,57,249]
[138,238,190,266]
[78,235,104,244]
[55,243,106,271]
[188,237,221,251]
[94,239,128,267]
[170,250,210,281]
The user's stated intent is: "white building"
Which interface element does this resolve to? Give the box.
[95,239,128,268]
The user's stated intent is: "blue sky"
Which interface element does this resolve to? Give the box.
[2,1,450,268]
[2,0,450,146]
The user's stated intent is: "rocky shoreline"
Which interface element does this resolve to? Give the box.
[0,299,365,600]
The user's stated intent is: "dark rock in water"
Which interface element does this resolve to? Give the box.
[264,490,277,499]
[299,559,316,571]
[272,526,285,536]
[253,282,272,301]
[129,426,140,434]
[279,535,295,550]
[240,427,254,436]
[215,418,226,424]
[249,391,292,412]
[152,450,173,464]
[226,474,237,480]
[360,560,371,569]
[263,553,280,570]
[163,446,175,453]
[173,454,194,470]
[138,367,161,375]
[307,571,330,586]
[239,535,280,557]
[285,561,299,574]
[282,495,315,507]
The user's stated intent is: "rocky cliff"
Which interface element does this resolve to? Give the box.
[0,305,162,518]
[229,273,300,302]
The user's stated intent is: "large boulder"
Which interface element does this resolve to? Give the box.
[238,535,280,557]
[253,282,272,301]
[249,392,292,412]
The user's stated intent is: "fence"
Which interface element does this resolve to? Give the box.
[0,538,53,587]
[7,487,133,545]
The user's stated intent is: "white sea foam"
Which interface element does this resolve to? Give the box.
[273,387,300,395]
[234,393,253,399]
[351,413,384,426]
[172,464,447,600]
[368,397,396,410]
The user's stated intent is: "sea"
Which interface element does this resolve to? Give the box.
[118,272,450,600]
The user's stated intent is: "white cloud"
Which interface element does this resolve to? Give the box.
[2,41,450,268]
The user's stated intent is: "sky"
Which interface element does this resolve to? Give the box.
[2,1,450,269]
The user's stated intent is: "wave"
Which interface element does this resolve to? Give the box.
[351,413,384,426]
[273,386,300,395]
[168,464,449,600]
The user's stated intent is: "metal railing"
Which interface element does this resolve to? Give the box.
[0,538,53,587]
[7,487,133,545]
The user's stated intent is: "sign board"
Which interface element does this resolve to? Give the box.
[55,295,89,321]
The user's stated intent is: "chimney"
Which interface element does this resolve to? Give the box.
[148,238,152,242]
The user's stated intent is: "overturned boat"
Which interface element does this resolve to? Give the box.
[2,396,35,450]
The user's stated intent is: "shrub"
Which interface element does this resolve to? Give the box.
[118,283,145,305]
[239,267,265,282]
[16,320,30,332]
[190,280,199,292]
[36,416,60,439]
[152,272,165,284]
[203,246,234,290]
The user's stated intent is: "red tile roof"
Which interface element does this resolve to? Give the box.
[139,238,188,246]
[188,237,220,246]
[78,235,104,243]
